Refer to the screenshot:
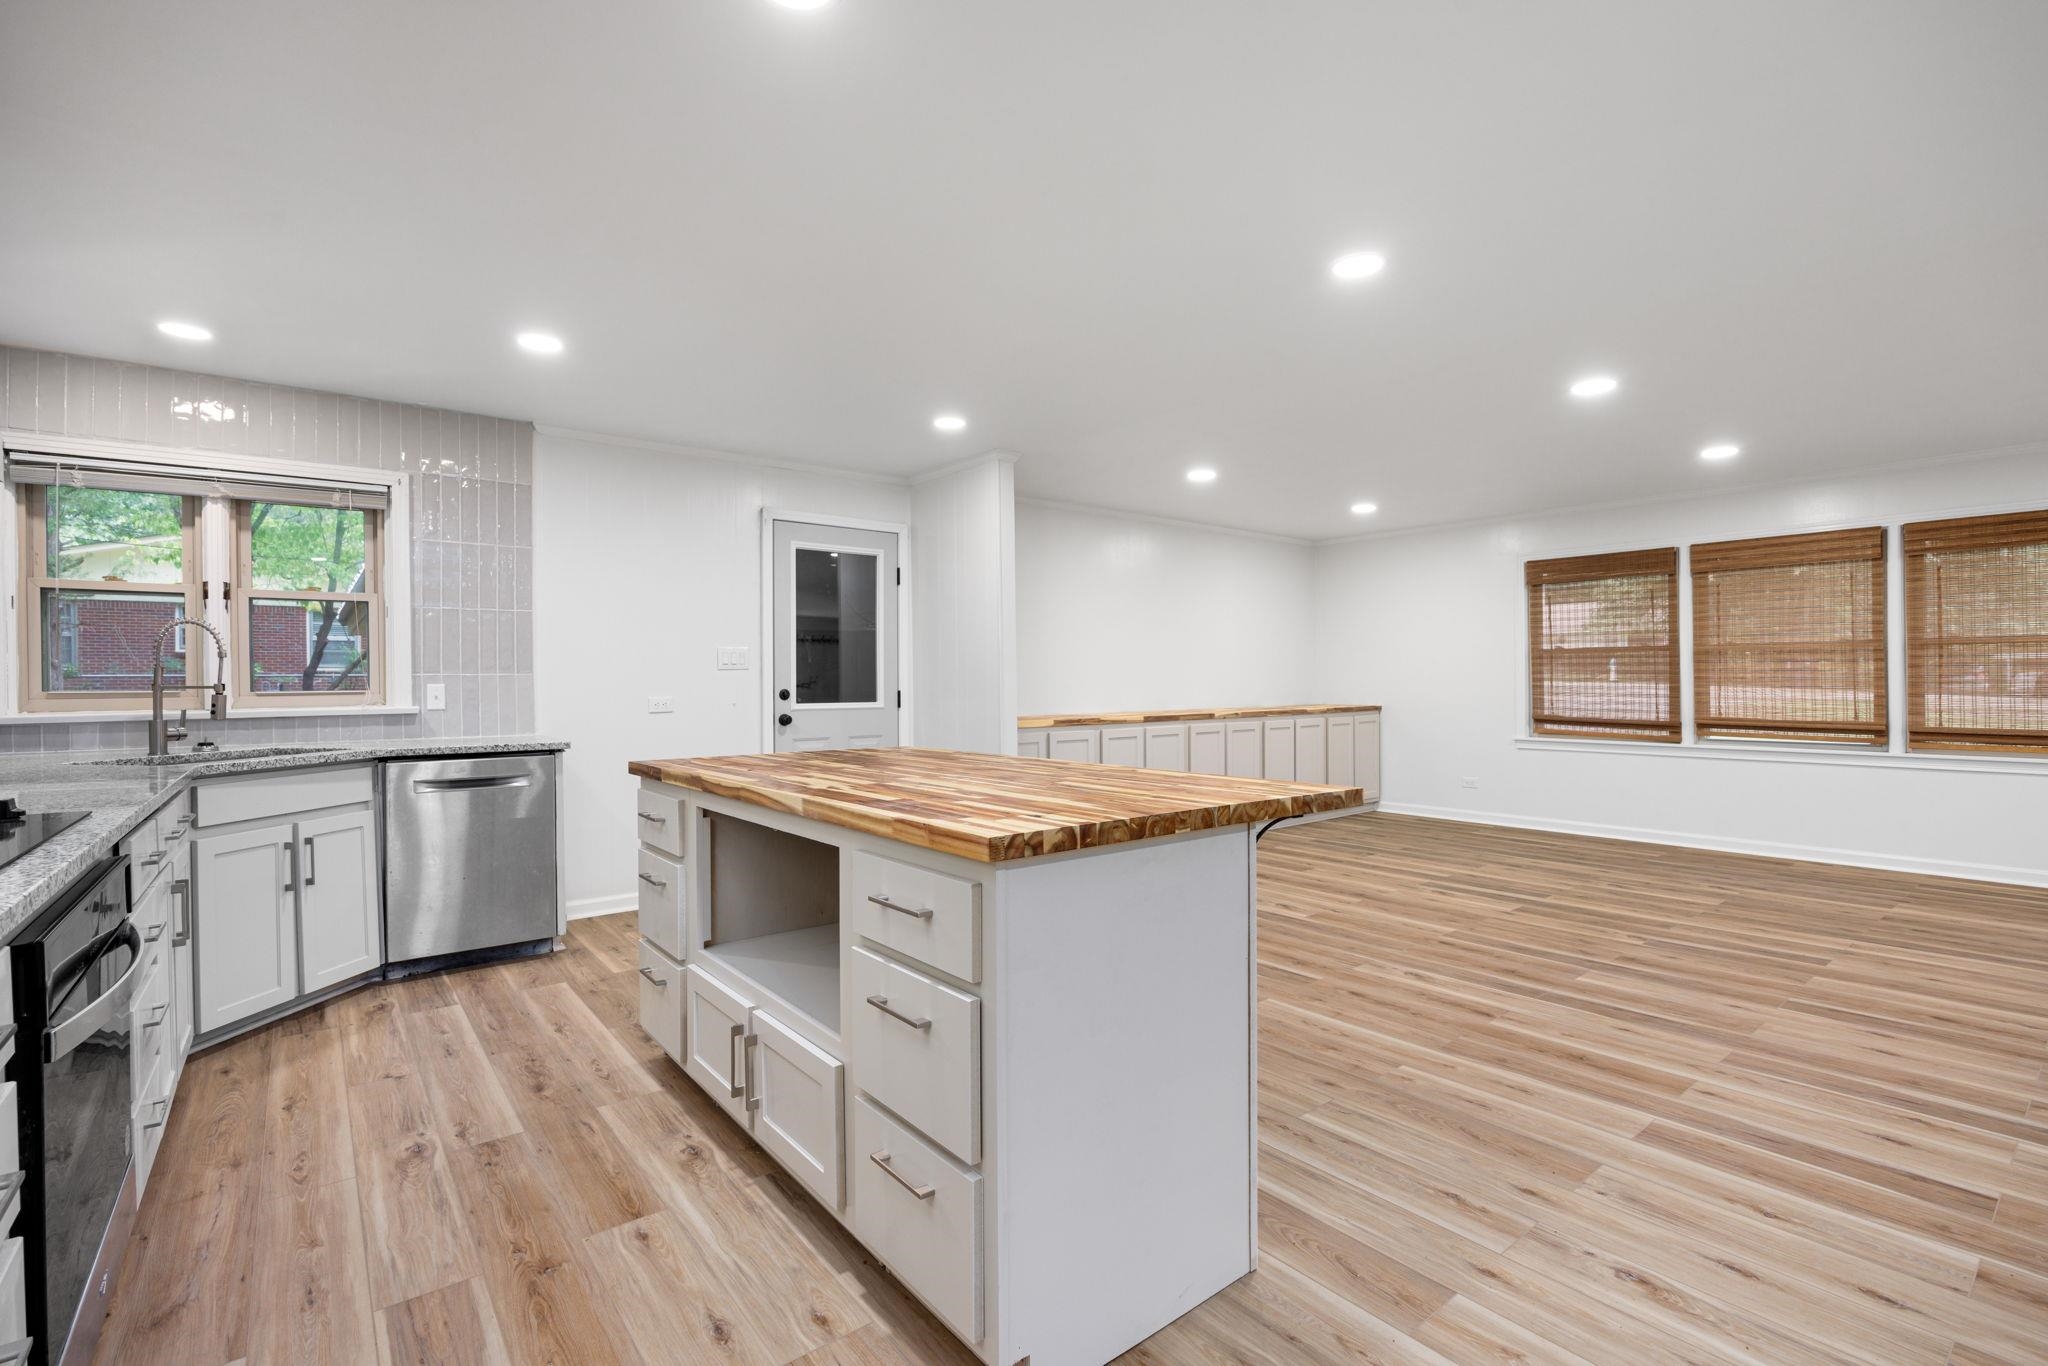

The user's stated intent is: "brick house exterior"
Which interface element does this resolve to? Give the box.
[53,595,363,693]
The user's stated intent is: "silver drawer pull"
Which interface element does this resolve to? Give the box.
[637,811,667,825]
[865,994,931,1030]
[141,851,166,867]
[637,872,668,889]
[142,1096,170,1131]
[869,1150,936,1200]
[144,921,166,943]
[726,1023,746,1099]
[867,894,933,921]
[637,965,668,987]
[145,1002,170,1027]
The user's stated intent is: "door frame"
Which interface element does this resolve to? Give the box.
[759,509,913,752]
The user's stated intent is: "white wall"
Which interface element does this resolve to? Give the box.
[912,456,1017,753]
[1015,501,1317,715]
[1313,447,2048,885]
[534,430,911,915]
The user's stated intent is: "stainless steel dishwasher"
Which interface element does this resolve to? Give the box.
[383,752,559,963]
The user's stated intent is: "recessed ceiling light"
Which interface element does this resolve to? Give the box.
[1568,374,1620,399]
[1186,467,1218,485]
[1330,250,1387,282]
[1699,443,1742,462]
[932,414,967,433]
[515,331,564,355]
[1350,501,1379,516]
[769,0,833,9]
[156,320,212,342]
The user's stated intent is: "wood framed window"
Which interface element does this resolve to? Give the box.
[17,483,205,712]
[1526,548,1681,741]
[233,499,385,705]
[1691,527,1887,744]
[1903,508,2048,753]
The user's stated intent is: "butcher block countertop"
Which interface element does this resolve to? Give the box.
[1016,703,1381,729]
[628,747,1363,862]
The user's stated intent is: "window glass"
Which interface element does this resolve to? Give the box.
[793,548,879,705]
[39,589,189,693]
[247,598,371,693]
[247,503,369,593]
[43,487,185,583]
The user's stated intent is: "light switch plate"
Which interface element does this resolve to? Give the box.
[716,645,749,671]
[648,695,675,714]
[426,683,447,711]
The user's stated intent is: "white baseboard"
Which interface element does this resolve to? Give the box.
[566,892,636,922]
[1376,801,2048,890]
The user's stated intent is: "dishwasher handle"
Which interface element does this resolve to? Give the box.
[412,775,533,793]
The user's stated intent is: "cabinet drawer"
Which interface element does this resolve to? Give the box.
[635,848,686,959]
[134,874,174,955]
[682,965,752,1126]
[850,1094,982,1344]
[131,948,172,1094]
[0,1235,21,1343]
[132,1054,173,1199]
[637,940,684,1065]
[846,850,980,984]
[636,784,685,857]
[195,766,373,827]
[752,1009,845,1210]
[848,947,980,1164]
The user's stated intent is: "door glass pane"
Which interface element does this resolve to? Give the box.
[43,487,185,583]
[246,502,369,593]
[249,598,370,693]
[793,548,879,705]
[40,589,189,693]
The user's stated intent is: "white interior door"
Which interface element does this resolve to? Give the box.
[771,519,900,751]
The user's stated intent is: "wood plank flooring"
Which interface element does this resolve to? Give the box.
[94,812,2048,1364]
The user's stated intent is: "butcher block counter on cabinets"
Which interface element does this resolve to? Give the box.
[627,748,1361,1366]
[1017,704,1381,801]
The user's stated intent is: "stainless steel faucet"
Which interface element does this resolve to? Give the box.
[150,617,230,756]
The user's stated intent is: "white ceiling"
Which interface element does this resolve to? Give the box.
[5,1,2047,540]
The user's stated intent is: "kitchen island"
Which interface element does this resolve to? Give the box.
[628,747,1361,1366]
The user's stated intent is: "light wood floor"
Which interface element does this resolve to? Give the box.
[94,812,2048,1364]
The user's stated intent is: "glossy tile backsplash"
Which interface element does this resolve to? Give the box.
[0,345,535,750]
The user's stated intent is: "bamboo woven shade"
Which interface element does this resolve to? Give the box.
[1526,549,1680,741]
[1903,508,2048,752]
[1691,527,1887,744]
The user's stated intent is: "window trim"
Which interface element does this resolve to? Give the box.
[16,484,207,712]
[232,499,386,707]
[1,431,414,719]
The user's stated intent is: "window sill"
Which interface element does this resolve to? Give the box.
[3,703,420,724]
[1513,734,2048,777]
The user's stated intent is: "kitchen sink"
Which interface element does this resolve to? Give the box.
[87,744,352,767]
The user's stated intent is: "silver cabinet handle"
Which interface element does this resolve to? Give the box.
[726,1023,745,1100]
[142,1096,170,1131]
[141,850,166,868]
[868,1150,935,1200]
[171,877,191,948]
[303,835,316,887]
[637,965,667,987]
[144,920,166,943]
[865,994,931,1030]
[867,894,932,921]
[283,839,298,894]
[145,1002,170,1027]
[637,872,667,889]
[637,811,666,825]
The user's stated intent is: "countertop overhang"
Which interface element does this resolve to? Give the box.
[1016,703,1381,729]
[629,746,1363,863]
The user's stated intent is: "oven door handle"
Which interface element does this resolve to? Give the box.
[45,923,142,1064]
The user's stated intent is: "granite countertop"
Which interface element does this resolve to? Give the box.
[630,746,1361,863]
[1015,703,1382,729]
[0,735,568,941]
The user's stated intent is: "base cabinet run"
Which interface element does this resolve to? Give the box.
[636,779,1256,1366]
[1021,709,1381,801]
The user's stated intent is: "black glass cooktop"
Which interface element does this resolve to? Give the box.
[0,807,89,871]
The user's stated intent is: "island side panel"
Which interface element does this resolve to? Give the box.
[989,827,1255,1366]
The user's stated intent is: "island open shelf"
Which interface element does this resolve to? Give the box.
[698,922,838,1034]
[695,809,843,1035]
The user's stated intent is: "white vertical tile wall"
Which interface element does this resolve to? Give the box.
[0,345,536,751]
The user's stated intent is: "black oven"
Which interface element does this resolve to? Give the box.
[9,856,133,1366]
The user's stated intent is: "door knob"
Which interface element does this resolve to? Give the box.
[778,688,791,701]
[777,713,793,727]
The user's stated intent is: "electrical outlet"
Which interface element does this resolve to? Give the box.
[716,645,750,671]
[648,695,675,714]
[426,683,446,711]
[1460,776,1479,789]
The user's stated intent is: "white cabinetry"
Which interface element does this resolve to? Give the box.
[1225,720,1263,777]
[1143,724,1188,770]
[1327,714,1356,786]
[1188,722,1227,775]
[1355,712,1382,801]
[1294,716,1326,783]
[191,767,380,1037]
[1261,718,1296,781]
[1099,726,1145,767]
[1020,708,1381,804]
[1046,728,1100,763]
